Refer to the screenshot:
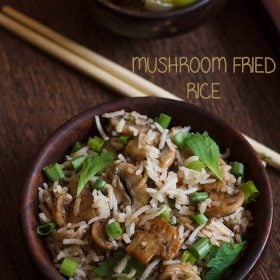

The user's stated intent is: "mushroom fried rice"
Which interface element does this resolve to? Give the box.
[37,110,259,280]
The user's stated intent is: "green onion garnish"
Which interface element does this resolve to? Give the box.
[70,142,83,154]
[191,213,208,225]
[181,250,190,262]
[59,257,78,277]
[172,132,189,149]
[118,136,130,145]
[36,222,56,236]
[189,192,208,202]
[106,221,123,240]
[155,113,172,129]
[70,155,86,171]
[190,237,212,260]
[127,115,135,122]
[186,160,205,172]
[93,178,107,192]
[88,136,105,152]
[172,0,197,8]
[160,205,171,222]
[181,250,197,264]
[240,180,259,203]
[230,161,244,177]
[43,163,64,182]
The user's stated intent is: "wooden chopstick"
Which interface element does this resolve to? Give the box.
[0,6,279,170]
[0,12,147,98]
[2,6,180,101]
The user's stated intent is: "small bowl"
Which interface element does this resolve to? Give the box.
[87,0,227,38]
[22,97,273,280]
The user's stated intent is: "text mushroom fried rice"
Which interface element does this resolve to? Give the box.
[37,110,260,280]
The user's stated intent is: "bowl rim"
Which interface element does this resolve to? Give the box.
[21,97,273,280]
[95,0,212,19]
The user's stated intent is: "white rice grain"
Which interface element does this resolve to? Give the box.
[139,259,160,280]
[114,255,131,274]
[95,115,109,140]
[102,110,125,118]
[186,223,206,245]
[63,239,88,246]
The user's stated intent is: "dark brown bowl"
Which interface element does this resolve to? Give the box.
[87,0,227,38]
[22,97,273,280]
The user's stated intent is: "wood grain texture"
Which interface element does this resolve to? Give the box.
[0,0,279,279]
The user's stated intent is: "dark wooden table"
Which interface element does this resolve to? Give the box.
[0,0,279,279]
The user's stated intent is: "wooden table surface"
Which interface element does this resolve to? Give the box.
[0,0,279,279]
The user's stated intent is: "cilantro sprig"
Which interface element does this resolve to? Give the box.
[184,133,223,180]
[77,152,113,196]
[94,250,145,279]
[203,242,245,280]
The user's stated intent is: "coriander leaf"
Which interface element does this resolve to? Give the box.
[125,257,145,279]
[77,151,113,196]
[184,133,223,180]
[94,250,125,279]
[203,242,245,280]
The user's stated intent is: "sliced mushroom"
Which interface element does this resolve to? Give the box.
[159,263,201,280]
[53,193,72,226]
[124,139,146,161]
[159,145,176,168]
[126,218,180,264]
[109,116,149,136]
[203,181,245,218]
[114,162,149,210]
[91,219,114,251]
[66,173,97,223]
[104,137,124,152]
[112,174,131,206]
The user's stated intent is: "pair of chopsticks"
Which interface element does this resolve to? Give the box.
[0,6,279,170]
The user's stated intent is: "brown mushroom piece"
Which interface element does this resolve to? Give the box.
[66,173,97,223]
[104,137,124,152]
[114,162,149,210]
[124,139,146,161]
[53,193,72,226]
[203,181,245,218]
[91,219,114,251]
[126,217,180,264]
[112,174,131,206]
[159,263,201,280]
[109,116,149,136]
[159,145,176,169]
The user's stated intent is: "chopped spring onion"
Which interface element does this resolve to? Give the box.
[106,221,123,240]
[88,136,105,152]
[70,155,86,171]
[118,135,130,145]
[240,180,259,203]
[181,250,190,262]
[190,237,212,260]
[59,257,78,277]
[93,178,107,192]
[127,115,136,122]
[155,113,172,129]
[172,0,197,8]
[160,205,171,222]
[186,160,205,172]
[36,222,56,236]
[181,250,197,264]
[43,163,64,182]
[172,132,189,149]
[70,142,83,153]
[230,161,244,177]
[189,192,208,202]
[191,213,208,225]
